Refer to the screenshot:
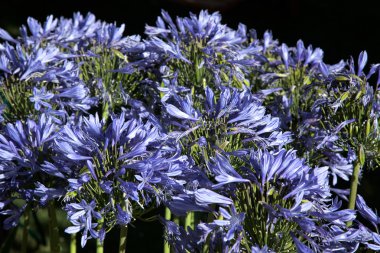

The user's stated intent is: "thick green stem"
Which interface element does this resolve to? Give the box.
[185,212,194,231]
[48,202,60,253]
[97,238,104,253]
[347,162,361,227]
[70,234,77,253]
[164,208,171,253]
[21,207,30,253]
[97,218,104,253]
[119,225,128,253]
[165,207,171,222]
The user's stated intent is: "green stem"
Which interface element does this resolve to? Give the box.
[164,208,171,253]
[21,207,30,253]
[48,202,60,253]
[347,162,361,227]
[97,218,104,253]
[97,238,104,253]
[119,225,128,253]
[185,212,194,231]
[70,234,77,253]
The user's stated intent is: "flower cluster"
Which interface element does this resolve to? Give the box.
[1,10,380,253]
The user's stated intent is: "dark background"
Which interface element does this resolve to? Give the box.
[1,0,380,252]
[1,0,380,64]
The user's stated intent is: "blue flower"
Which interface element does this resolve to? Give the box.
[357,51,368,76]
[164,86,290,150]
[25,16,58,41]
[212,206,245,241]
[148,37,190,63]
[165,103,199,121]
[56,111,189,243]
[139,10,260,85]
[0,28,18,43]
[0,54,10,74]
[95,23,127,48]
[115,204,131,225]
[30,87,54,111]
[356,195,380,228]
[291,233,314,253]
[135,169,161,191]
[263,30,277,53]
[0,114,64,227]
[208,153,249,189]
[281,43,289,70]
[195,188,233,207]
[251,245,270,253]
[166,194,210,216]
[65,200,102,247]
[33,182,64,206]
[216,147,365,251]
[0,104,5,123]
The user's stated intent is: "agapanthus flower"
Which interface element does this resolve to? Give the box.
[301,56,380,181]
[212,206,245,241]
[161,213,243,252]
[54,111,189,246]
[251,245,270,253]
[0,43,61,81]
[17,13,99,49]
[1,9,380,253]
[0,28,18,44]
[65,200,102,247]
[126,9,263,92]
[0,104,5,123]
[209,148,362,252]
[163,86,291,160]
[30,86,54,110]
[0,114,65,227]
[145,10,246,52]
[356,194,380,228]
[0,42,95,122]
[207,152,250,189]
[16,12,139,51]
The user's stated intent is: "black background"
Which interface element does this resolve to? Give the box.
[1,0,380,252]
[1,0,380,64]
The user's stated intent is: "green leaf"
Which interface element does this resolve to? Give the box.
[335,76,349,81]
[359,145,365,166]
[112,49,128,62]
[366,120,371,137]
[355,89,364,100]
[340,91,350,102]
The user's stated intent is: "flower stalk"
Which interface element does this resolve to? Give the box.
[185,211,194,231]
[164,208,171,253]
[70,234,77,253]
[119,225,128,253]
[21,206,30,253]
[48,202,60,253]
[347,161,362,226]
[96,238,104,253]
